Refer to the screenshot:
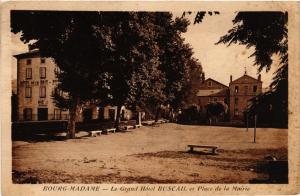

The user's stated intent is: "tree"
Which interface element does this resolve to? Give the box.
[206,102,227,124]
[11,11,204,135]
[98,12,202,126]
[154,13,203,120]
[90,12,166,129]
[11,11,111,138]
[216,12,288,127]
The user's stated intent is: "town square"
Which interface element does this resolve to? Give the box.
[9,8,290,186]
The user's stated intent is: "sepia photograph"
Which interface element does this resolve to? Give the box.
[2,1,300,195]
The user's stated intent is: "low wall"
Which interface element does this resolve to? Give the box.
[12,120,136,138]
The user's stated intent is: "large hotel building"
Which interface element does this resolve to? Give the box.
[14,50,133,122]
[14,50,69,121]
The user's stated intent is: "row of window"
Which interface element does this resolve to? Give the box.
[26,67,47,79]
[26,58,46,65]
[207,82,258,94]
[206,97,244,105]
[234,85,257,93]
[23,108,64,121]
[208,97,227,103]
[25,86,46,98]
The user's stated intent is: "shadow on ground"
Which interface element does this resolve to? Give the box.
[12,133,89,143]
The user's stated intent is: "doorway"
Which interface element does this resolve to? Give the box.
[38,108,48,121]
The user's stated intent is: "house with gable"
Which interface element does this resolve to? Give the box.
[196,71,263,123]
[229,72,262,121]
[197,78,229,121]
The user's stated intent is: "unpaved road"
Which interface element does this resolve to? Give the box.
[12,123,287,183]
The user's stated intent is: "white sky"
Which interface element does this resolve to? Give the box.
[11,11,278,88]
[179,11,278,88]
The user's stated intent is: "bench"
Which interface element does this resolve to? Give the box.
[142,121,155,126]
[152,123,159,127]
[125,125,134,131]
[134,124,142,128]
[157,119,164,124]
[88,130,102,137]
[187,145,218,154]
[103,128,116,134]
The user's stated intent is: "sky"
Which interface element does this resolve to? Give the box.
[179,11,278,88]
[11,11,278,88]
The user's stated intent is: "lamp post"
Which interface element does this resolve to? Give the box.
[246,112,249,132]
[253,114,257,143]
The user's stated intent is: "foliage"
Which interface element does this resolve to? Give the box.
[155,13,203,110]
[182,11,220,24]
[11,11,204,134]
[99,12,203,122]
[206,102,226,116]
[216,12,288,127]
[11,11,111,138]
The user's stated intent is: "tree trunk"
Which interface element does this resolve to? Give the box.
[66,97,80,139]
[136,112,142,126]
[155,107,161,122]
[115,105,122,131]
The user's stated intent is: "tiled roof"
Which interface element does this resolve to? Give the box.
[197,89,227,97]
[13,50,40,59]
[230,74,262,84]
[205,78,228,87]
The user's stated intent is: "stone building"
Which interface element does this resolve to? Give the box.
[197,78,229,121]
[14,50,132,122]
[14,50,69,121]
[229,72,262,120]
[11,79,17,94]
[197,72,263,122]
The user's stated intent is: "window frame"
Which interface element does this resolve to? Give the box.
[208,81,212,87]
[23,108,32,121]
[39,67,46,79]
[244,85,249,94]
[40,58,46,64]
[234,86,239,93]
[25,87,32,98]
[26,59,32,65]
[253,85,258,93]
[25,68,32,79]
[54,109,62,120]
[39,86,46,98]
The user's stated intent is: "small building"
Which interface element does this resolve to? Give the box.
[229,72,262,120]
[82,104,133,122]
[197,78,229,121]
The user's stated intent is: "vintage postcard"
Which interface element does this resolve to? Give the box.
[1,1,300,196]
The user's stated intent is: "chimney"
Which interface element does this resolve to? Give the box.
[258,74,261,81]
[202,72,205,83]
[230,75,232,83]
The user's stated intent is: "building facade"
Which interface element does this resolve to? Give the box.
[229,73,262,120]
[197,73,262,122]
[14,50,133,122]
[197,78,229,121]
[15,50,69,121]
